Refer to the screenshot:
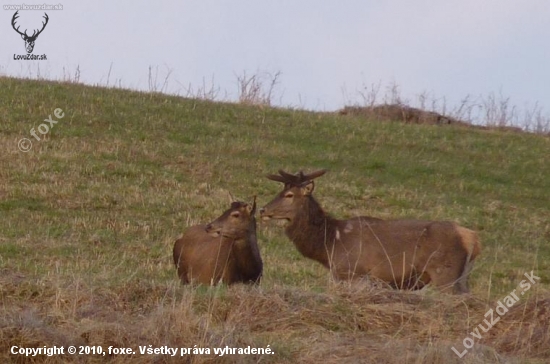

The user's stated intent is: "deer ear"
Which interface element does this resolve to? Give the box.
[21,34,26,40]
[301,181,314,195]
[247,196,257,215]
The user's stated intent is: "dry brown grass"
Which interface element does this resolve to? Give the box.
[2,269,549,363]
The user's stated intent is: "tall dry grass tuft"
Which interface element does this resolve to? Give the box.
[148,65,173,94]
[343,80,550,134]
[236,70,281,106]
[180,76,223,102]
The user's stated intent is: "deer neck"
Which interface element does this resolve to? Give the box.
[231,224,263,280]
[285,197,337,268]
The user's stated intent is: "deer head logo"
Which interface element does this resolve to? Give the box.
[11,11,49,54]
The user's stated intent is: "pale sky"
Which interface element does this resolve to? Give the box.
[1,1,549,123]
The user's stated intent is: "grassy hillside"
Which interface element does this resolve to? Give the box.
[0,77,549,363]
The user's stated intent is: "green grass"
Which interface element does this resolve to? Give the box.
[0,76,549,363]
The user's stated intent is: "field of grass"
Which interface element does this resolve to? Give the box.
[1,76,549,363]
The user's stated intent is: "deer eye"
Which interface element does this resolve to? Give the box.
[230,212,240,218]
[284,192,294,198]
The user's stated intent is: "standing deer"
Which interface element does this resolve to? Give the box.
[173,198,262,285]
[260,170,481,294]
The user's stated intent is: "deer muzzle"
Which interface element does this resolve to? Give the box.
[259,207,272,221]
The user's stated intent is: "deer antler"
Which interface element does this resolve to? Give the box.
[278,170,302,184]
[31,13,49,39]
[11,11,26,37]
[266,169,327,186]
[12,12,49,40]
[303,169,327,181]
[266,173,288,184]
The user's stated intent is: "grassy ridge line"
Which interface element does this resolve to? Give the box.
[0,77,549,363]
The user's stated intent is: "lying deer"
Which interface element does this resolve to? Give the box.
[173,198,263,285]
[260,170,481,294]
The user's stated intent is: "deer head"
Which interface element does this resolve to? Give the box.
[260,169,326,221]
[12,11,49,54]
[205,197,257,239]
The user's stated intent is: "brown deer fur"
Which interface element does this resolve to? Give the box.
[173,199,262,285]
[260,170,481,294]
